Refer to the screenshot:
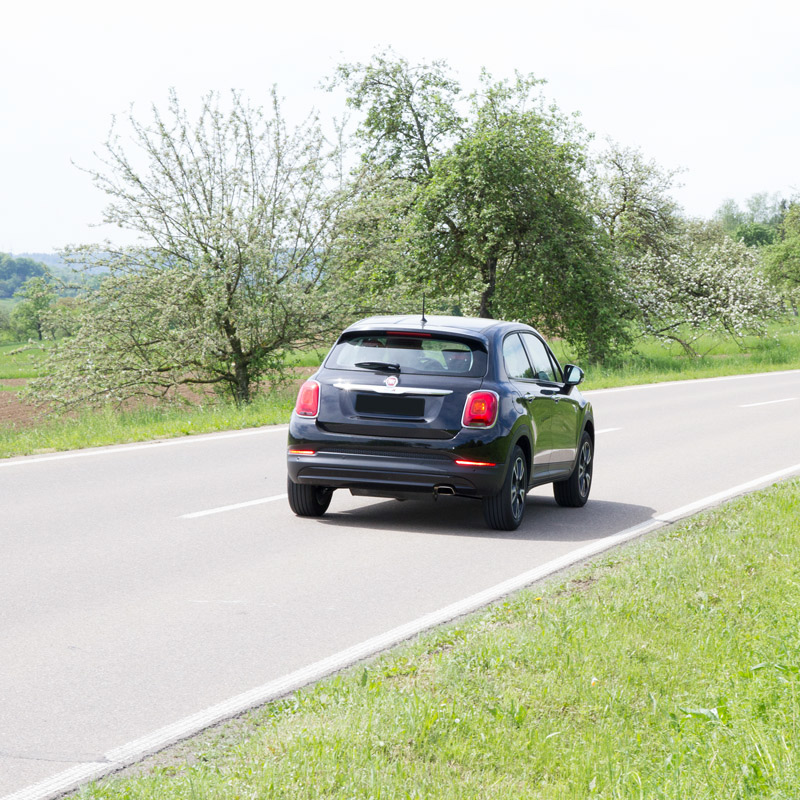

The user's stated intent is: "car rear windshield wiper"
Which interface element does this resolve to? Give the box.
[354,361,401,373]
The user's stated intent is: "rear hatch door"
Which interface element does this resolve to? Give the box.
[317,330,487,440]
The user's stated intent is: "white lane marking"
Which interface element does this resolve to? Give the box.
[0,426,289,469]
[596,427,621,434]
[739,397,797,408]
[584,368,800,396]
[180,494,288,519]
[8,461,800,800]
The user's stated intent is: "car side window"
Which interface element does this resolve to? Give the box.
[520,333,557,383]
[503,334,534,380]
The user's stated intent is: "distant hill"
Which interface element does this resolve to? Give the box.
[16,252,67,270]
[3,252,104,297]
[0,253,48,298]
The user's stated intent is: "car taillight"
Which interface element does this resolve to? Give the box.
[295,380,320,418]
[462,390,499,428]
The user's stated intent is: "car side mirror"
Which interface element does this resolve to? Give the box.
[563,364,584,387]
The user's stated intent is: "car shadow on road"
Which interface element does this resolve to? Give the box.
[316,492,657,543]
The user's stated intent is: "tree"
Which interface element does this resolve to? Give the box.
[734,222,776,247]
[764,204,800,294]
[713,193,786,241]
[0,253,47,298]
[11,276,56,340]
[623,222,778,355]
[590,142,682,259]
[31,90,348,409]
[333,56,630,359]
[0,305,11,340]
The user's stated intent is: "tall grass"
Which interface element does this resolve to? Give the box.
[83,480,800,799]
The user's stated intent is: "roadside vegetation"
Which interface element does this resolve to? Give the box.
[82,478,800,799]
[1,320,798,459]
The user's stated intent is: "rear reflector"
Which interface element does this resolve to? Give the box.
[288,448,316,456]
[295,380,320,417]
[462,390,499,428]
[455,458,497,467]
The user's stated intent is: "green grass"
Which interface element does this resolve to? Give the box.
[0,389,296,459]
[0,339,53,378]
[82,479,800,800]
[555,318,800,390]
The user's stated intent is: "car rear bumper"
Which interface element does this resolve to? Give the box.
[287,447,504,498]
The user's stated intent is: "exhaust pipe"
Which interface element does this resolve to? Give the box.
[433,485,455,499]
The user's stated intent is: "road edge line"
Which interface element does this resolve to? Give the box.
[4,463,800,800]
[0,426,289,469]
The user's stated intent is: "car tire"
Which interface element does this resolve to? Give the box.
[482,445,527,531]
[553,431,593,508]
[287,477,333,517]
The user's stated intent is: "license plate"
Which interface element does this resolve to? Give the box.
[355,393,425,417]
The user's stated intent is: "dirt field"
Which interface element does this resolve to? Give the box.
[0,380,40,428]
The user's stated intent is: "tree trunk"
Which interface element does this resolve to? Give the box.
[233,358,250,405]
[222,315,251,404]
[478,257,498,318]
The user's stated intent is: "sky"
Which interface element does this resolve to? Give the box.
[2,0,798,254]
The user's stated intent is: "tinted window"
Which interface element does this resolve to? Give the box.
[503,334,534,380]
[327,333,487,377]
[520,333,558,382]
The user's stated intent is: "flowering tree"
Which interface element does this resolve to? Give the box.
[30,90,348,409]
[624,226,778,355]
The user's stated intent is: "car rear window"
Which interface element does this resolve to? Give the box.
[326,332,488,377]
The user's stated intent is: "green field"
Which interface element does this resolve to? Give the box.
[82,479,800,800]
[0,340,52,379]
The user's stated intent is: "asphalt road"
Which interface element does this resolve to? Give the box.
[2,370,800,798]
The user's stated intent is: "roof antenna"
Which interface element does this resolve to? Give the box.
[421,294,427,325]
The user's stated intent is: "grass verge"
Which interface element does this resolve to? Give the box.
[0,389,296,459]
[82,478,800,799]
[554,318,800,390]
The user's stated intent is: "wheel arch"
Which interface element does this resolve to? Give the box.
[513,433,533,484]
[582,417,595,447]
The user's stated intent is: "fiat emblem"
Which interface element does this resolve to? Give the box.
[384,375,399,388]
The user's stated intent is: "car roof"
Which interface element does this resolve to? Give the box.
[343,315,534,340]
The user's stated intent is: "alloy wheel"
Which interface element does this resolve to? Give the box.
[510,455,526,521]
[578,440,593,497]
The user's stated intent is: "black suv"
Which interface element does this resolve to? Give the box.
[287,315,594,530]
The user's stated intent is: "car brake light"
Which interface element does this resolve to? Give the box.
[295,380,320,417]
[462,390,499,427]
[288,448,316,456]
[455,458,496,467]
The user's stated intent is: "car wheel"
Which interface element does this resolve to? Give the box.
[287,477,333,517]
[482,445,527,531]
[553,431,593,508]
